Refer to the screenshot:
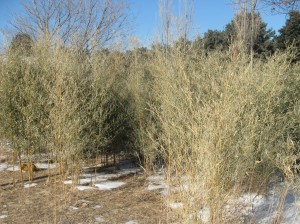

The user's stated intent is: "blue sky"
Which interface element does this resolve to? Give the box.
[0,0,22,28]
[131,0,288,45]
[0,0,288,45]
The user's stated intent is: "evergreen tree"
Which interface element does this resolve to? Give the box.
[253,22,276,58]
[9,33,33,56]
[225,13,275,58]
[276,10,300,61]
[203,29,229,51]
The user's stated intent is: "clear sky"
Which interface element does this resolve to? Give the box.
[0,0,289,46]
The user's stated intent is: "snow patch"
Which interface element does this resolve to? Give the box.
[196,186,300,224]
[120,167,142,174]
[77,178,93,185]
[94,181,125,190]
[76,186,96,191]
[1,162,56,172]
[160,189,169,196]
[0,163,7,171]
[147,175,165,182]
[79,173,108,181]
[95,215,105,223]
[0,215,8,219]
[6,165,20,171]
[64,177,105,185]
[35,163,56,169]
[64,172,127,190]
[92,205,102,209]
[169,202,183,209]
[125,221,138,224]
[197,207,210,223]
[69,206,79,210]
[88,168,141,180]
[147,174,168,191]
[24,183,37,188]
[63,180,73,185]
[147,184,167,191]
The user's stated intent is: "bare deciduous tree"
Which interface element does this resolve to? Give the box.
[262,0,300,14]
[159,0,195,55]
[231,0,260,61]
[10,0,130,51]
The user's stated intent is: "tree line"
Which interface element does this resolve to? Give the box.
[0,0,299,181]
[183,10,300,61]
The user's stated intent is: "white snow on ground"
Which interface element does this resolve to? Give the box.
[146,175,187,196]
[64,177,99,185]
[147,175,165,182]
[253,188,300,224]
[95,215,105,223]
[0,163,7,171]
[69,206,79,210]
[169,202,183,209]
[75,167,141,182]
[63,180,73,185]
[95,167,142,179]
[125,221,138,224]
[147,184,167,191]
[79,175,108,183]
[195,184,300,224]
[24,183,37,188]
[94,181,125,190]
[35,163,56,169]
[0,215,8,219]
[62,166,141,190]
[92,205,102,209]
[120,167,142,174]
[65,178,126,191]
[79,173,109,181]
[78,178,93,184]
[197,207,210,223]
[76,186,97,191]
[160,189,169,196]
[146,174,169,192]
[6,164,20,171]
[1,162,56,172]
[146,172,300,223]
[64,177,106,185]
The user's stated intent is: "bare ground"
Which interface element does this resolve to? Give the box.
[0,168,171,224]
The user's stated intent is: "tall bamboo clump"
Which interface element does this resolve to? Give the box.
[46,43,91,181]
[125,46,163,170]
[0,41,51,182]
[0,38,129,184]
[137,1,299,222]
[148,37,300,222]
[86,49,130,163]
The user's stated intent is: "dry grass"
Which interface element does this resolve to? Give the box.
[0,31,299,223]
[144,45,300,222]
[0,168,168,224]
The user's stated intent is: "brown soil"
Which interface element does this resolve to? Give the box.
[0,168,171,224]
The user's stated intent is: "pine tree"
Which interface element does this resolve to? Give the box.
[9,33,33,56]
[203,30,229,51]
[253,22,275,58]
[276,10,300,61]
[224,13,275,58]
